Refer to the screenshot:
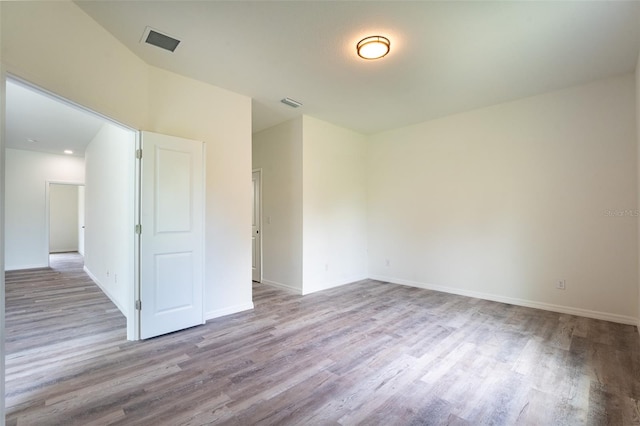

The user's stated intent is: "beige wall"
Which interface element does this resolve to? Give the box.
[252,118,304,292]
[253,116,368,294]
[84,123,135,318]
[368,74,638,323]
[302,116,368,294]
[1,1,253,321]
[0,1,148,129]
[254,76,638,322]
[148,67,253,317]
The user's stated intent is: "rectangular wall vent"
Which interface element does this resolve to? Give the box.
[281,98,303,108]
[141,26,180,52]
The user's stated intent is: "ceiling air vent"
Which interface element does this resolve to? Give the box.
[141,26,181,52]
[281,98,303,108]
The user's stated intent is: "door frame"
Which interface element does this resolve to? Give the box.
[133,131,142,341]
[45,181,85,264]
[252,168,263,283]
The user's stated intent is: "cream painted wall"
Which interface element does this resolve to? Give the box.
[302,116,368,294]
[368,74,638,323]
[84,124,135,316]
[0,1,148,129]
[252,116,368,294]
[49,183,79,253]
[147,67,253,318]
[1,2,254,323]
[252,118,304,292]
[4,149,84,270]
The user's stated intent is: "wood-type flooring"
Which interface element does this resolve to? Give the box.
[5,253,640,425]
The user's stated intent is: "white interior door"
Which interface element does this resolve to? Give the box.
[252,170,261,282]
[139,131,204,339]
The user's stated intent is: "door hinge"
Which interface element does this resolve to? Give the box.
[135,300,142,310]
[136,149,142,159]
[135,224,142,235]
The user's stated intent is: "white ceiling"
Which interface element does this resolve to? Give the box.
[5,80,105,157]
[6,1,640,148]
[75,1,640,135]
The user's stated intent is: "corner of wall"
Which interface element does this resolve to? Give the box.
[636,48,640,334]
[252,118,304,293]
[300,116,369,294]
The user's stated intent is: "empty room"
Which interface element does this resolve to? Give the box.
[2,1,640,425]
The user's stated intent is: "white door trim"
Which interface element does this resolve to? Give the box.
[132,131,142,341]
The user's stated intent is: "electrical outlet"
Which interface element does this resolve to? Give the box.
[556,280,566,290]
[325,263,329,272]
[385,259,390,267]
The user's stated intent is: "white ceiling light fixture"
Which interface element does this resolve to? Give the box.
[64,150,74,155]
[357,35,390,60]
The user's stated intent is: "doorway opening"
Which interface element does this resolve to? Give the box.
[47,182,85,263]
[4,75,137,340]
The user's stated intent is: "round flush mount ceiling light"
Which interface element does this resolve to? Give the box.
[357,36,390,60]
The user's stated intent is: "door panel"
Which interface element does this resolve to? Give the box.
[156,149,192,233]
[140,131,204,339]
[154,252,193,312]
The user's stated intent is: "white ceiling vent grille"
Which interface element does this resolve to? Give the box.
[281,98,303,108]
[141,26,181,52]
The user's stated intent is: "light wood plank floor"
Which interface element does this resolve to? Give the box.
[5,253,640,425]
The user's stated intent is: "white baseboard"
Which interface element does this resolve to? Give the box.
[370,274,638,326]
[261,279,303,294]
[205,302,254,321]
[301,275,370,295]
[83,266,127,318]
[5,263,48,271]
[262,275,370,295]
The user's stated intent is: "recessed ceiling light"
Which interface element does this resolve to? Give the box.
[26,138,38,143]
[64,150,74,155]
[357,36,390,60]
